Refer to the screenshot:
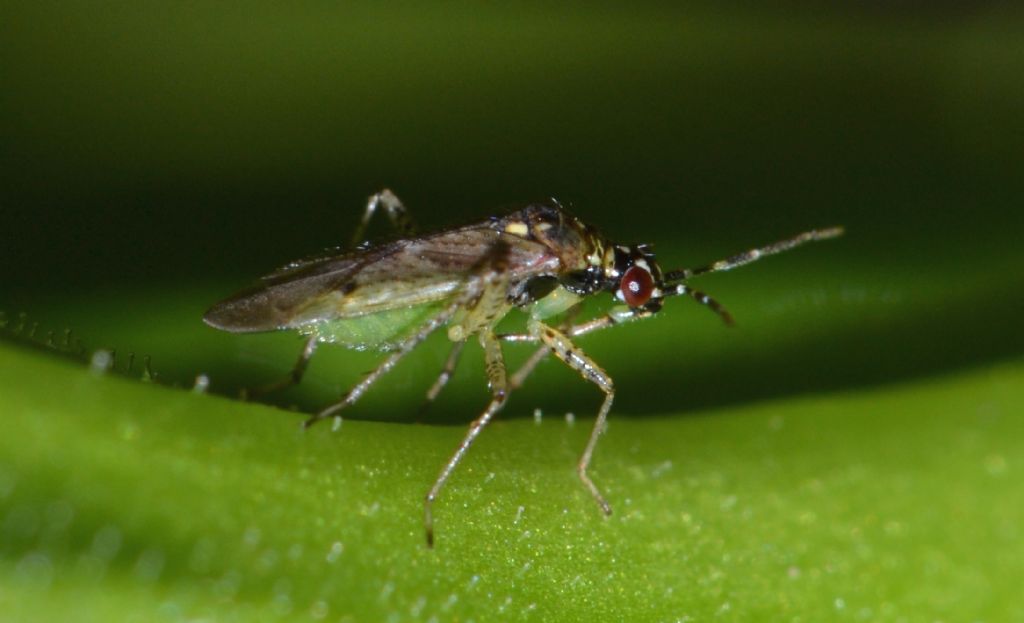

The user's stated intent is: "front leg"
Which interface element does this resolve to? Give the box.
[240,335,318,400]
[528,318,615,516]
[503,305,650,390]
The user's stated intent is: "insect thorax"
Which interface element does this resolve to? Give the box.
[501,200,611,291]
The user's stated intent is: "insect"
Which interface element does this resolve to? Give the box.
[204,189,842,546]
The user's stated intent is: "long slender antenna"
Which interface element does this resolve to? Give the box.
[664,226,843,283]
[667,284,735,326]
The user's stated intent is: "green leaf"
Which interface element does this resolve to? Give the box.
[2,318,1023,621]
[3,3,1024,620]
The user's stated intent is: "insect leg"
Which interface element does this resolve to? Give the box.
[351,188,417,247]
[423,239,517,546]
[509,344,549,390]
[425,330,508,547]
[505,303,586,390]
[241,335,318,399]
[566,306,653,337]
[528,318,615,516]
[504,313,621,391]
[307,239,510,427]
[421,340,467,407]
[420,236,517,411]
[304,298,463,427]
[499,304,650,349]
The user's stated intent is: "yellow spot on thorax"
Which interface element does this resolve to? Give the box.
[504,221,529,236]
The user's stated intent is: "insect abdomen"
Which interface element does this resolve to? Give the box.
[302,303,445,351]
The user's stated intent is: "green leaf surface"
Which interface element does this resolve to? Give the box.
[2,317,1023,621]
[3,3,1024,621]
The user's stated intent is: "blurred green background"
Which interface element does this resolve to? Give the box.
[2,2,1023,621]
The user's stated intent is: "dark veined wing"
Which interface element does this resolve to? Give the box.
[203,223,559,333]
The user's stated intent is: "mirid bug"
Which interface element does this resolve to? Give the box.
[204,189,842,546]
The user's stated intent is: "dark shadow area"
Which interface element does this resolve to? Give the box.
[3,3,1023,422]
[218,279,1024,423]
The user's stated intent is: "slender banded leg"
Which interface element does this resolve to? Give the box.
[503,303,586,390]
[509,344,550,390]
[421,340,467,409]
[528,318,615,516]
[500,282,731,361]
[421,235,515,409]
[499,304,650,351]
[506,314,626,391]
[303,235,512,430]
[241,335,318,399]
[306,239,509,427]
[307,279,489,426]
[425,330,508,547]
[351,188,416,247]
[304,302,462,427]
[423,239,516,546]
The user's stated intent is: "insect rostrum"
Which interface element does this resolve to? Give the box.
[204,189,842,547]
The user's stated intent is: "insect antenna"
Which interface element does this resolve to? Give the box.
[663,226,844,282]
[665,284,735,326]
[661,226,843,325]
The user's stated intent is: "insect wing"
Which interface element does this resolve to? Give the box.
[203,223,558,335]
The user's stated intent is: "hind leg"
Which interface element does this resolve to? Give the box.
[240,335,318,400]
[350,188,416,247]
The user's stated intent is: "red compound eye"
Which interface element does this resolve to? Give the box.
[620,265,654,308]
